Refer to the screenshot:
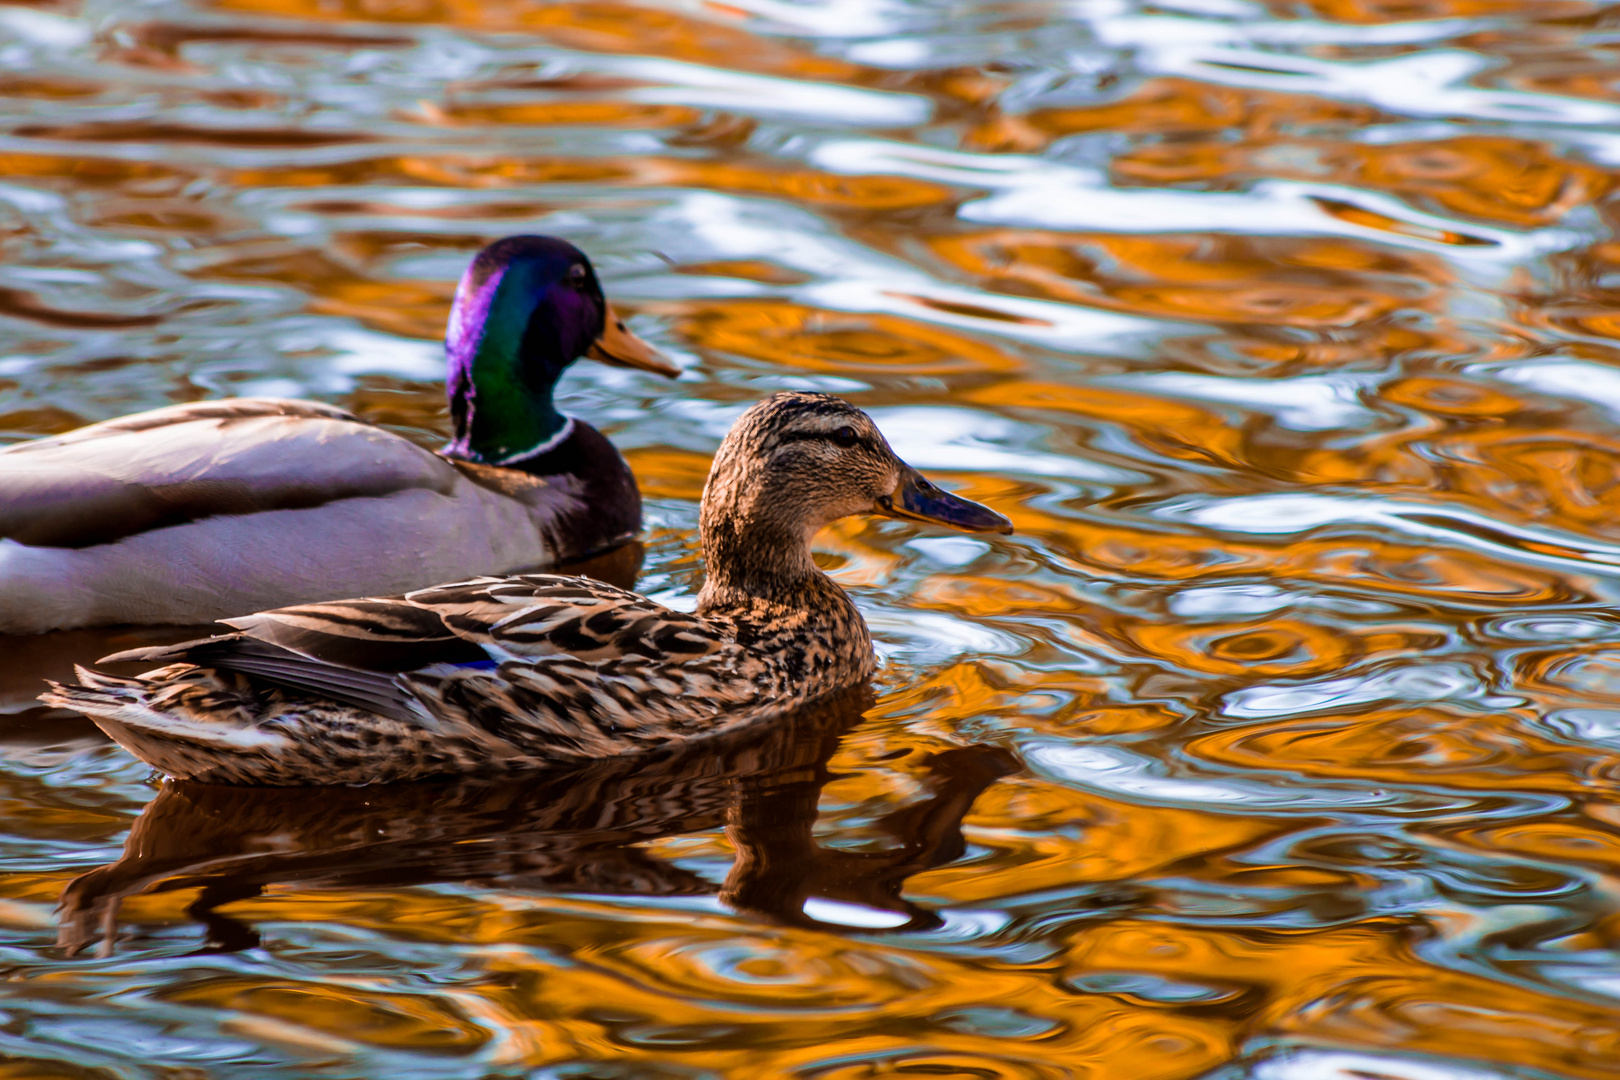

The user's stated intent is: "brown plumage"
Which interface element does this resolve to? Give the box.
[42,393,1013,785]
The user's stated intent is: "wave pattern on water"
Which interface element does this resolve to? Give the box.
[3,0,1620,1077]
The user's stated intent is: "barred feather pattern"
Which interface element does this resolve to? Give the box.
[42,571,874,785]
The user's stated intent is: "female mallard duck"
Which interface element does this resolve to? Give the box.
[0,235,677,634]
[44,392,1012,785]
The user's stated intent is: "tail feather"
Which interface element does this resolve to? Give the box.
[74,665,145,691]
[39,667,142,714]
[41,667,285,751]
[98,635,233,666]
[98,635,419,724]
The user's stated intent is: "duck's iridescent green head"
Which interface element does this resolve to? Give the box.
[443,235,676,465]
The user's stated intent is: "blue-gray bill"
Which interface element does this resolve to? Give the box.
[876,467,1013,535]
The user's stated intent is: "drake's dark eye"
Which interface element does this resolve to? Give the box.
[568,263,588,282]
[831,426,859,448]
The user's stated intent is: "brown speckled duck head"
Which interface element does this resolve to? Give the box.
[698,392,1012,604]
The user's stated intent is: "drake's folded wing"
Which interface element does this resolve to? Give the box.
[0,398,458,548]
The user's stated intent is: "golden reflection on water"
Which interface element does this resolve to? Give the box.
[5,0,1620,1077]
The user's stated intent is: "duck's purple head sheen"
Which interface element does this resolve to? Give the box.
[443,236,676,466]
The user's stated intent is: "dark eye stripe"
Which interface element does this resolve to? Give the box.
[775,430,865,448]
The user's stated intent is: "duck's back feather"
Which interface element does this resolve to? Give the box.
[113,574,734,673]
[54,574,769,783]
[0,399,454,549]
[399,576,730,661]
[222,597,493,672]
[96,573,748,726]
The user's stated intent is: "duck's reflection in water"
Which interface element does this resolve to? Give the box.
[60,686,1016,955]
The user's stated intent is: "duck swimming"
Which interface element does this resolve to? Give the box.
[0,236,677,634]
[43,393,1012,785]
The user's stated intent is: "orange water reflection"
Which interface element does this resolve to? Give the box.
[4,0,1620,1077]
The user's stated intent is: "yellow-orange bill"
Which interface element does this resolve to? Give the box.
[587,304,679,377]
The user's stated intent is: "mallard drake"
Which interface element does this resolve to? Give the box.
[0,235,677,634]
[43,392,1013,785]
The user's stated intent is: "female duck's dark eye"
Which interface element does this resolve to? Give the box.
[831,426,859,448]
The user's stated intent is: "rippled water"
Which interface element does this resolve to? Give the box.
[3,0,1620,1076]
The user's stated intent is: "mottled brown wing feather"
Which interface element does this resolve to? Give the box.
[198,574,729,684]
[84,576,741,740]
[222,601,489,672]
[98,632,428,722]
[405,574,731,661]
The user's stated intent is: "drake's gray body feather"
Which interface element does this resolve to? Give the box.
[0,399,610,633]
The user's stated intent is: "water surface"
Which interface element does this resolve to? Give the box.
[3,0,1620,1076]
